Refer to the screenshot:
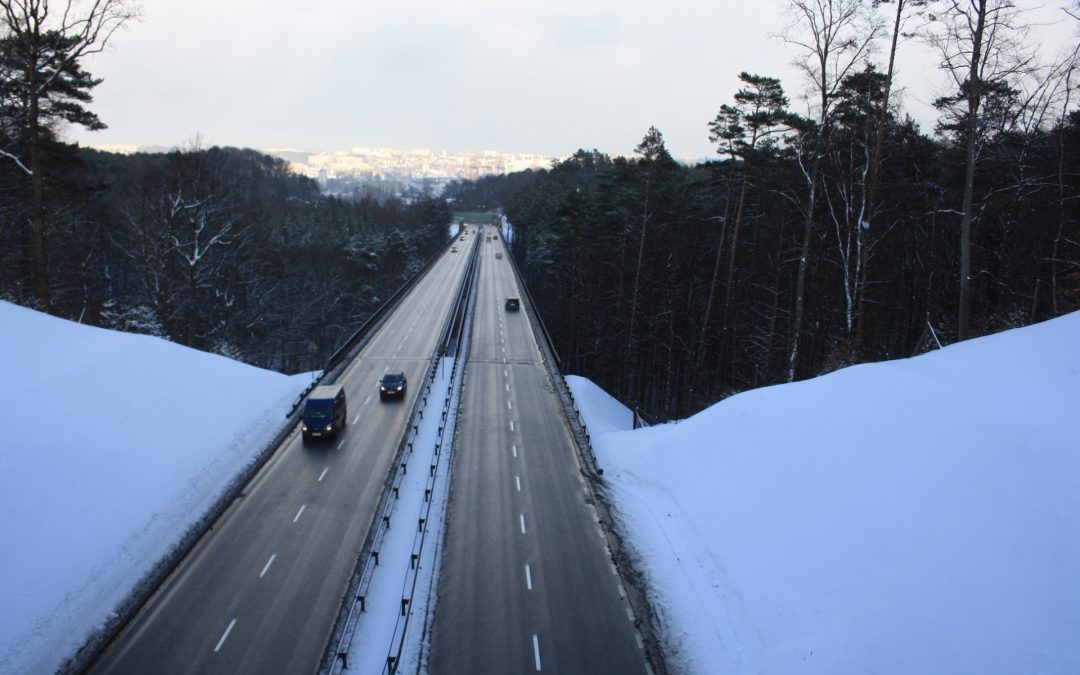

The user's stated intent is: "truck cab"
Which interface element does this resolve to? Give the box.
[302,384,347,440]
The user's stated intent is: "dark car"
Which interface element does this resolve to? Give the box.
[379,371,407,400]
[505,298,520,311]
[302,384,347,440]
[451,246,458,253]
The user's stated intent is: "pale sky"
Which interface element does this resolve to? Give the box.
[70,0,1077,160]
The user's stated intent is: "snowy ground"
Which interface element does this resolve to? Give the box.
[571,313,1080,674]
[0,301,310,674]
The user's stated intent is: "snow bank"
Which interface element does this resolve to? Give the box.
[577,313,1080,674]
[0,301,309,673]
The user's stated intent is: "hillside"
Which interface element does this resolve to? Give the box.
[571,312,1080,674]
[0,302,309,673]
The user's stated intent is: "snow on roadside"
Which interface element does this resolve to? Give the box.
[572,313,1080,674]
[0,301,310,674]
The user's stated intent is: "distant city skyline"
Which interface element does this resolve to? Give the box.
[70,0,1077,160]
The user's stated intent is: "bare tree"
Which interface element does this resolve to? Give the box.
[925,0,1039,340]
[781,0,881,381]
[0,0,139,311]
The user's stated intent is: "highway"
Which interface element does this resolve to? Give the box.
[429,227,649,673]
[88,230,477,674]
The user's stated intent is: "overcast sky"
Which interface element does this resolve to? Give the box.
[70,0,1077,160]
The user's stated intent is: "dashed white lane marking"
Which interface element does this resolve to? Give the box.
[532,634,542,671]
[353,414,361,424]
[364,396,372,406]
[337,439,345,450]
[519,514,526,534]
[512,445,518,458]
[214,618,237,652]
[505,383,510,392]
[525,564,533,590]
[259,554,276,578]
[318,467,329,482]
[509,420,515,432]
[293,504,306,523]
[504,369,508,377]
[515,475,521,492]
[507,400,512,410]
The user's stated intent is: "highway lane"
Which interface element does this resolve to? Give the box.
[89,230,478,675]
[429,227,648,673]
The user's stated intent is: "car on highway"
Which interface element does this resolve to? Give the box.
[379,371,408,400]
[495,252,502,259]
[505,298,520,311]
[302,384,347,440]
[451,246,458,253]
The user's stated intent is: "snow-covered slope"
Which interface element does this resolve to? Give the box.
[572,313,1080,674]
[0,301,310,673]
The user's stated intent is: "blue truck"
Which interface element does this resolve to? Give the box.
[301,384,347,441]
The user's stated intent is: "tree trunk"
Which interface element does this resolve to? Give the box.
[788,150,823,382]
[958,0,988,341]
[29,85,49,311]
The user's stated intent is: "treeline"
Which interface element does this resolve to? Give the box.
[447,69,1080,420]
[0,144,452,372]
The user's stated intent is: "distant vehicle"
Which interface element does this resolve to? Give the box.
[486,236,492,241]
[505,298,520,311]
[451,246,458,253]
[459,236,466,241]
[379,371,408,400]
[302,384,347,440]
[494,234,499,239]
[495,252,503,259]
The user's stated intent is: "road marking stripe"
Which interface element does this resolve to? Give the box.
[519,514,526,534]
[214,618,237,652]
[318,467,329,482]
[504,369,508,377]
[506,383,510,392]
[353,414,361,424]
[525,563,533,589]
[259,554,276,578]
[532,634,542,671]
[512,444,517,458]
[364,396,372,406]
[635,632,644,649]
[509,420,514,432]
[507,400,512,410]
[515,475,521,492]
[337,439,345,450]
[293,504,306,523]
[626,606,635,621]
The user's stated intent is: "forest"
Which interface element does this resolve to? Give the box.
[448,65,1079,419]
[0,142,452,372]
[2,0,1078,419]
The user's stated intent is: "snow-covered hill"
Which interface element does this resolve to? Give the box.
[0,301,310,673]
[571,312,1080,674]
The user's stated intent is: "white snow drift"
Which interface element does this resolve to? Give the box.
[572,312,1080,674]
[0,301,309,674]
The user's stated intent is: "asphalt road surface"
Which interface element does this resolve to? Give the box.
[429,227,648,674]
[89,231,477,675]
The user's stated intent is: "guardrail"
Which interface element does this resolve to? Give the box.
[381,239,479,674]
[324,232,481,675]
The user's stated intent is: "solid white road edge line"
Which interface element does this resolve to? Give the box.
[214,618,237,652]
